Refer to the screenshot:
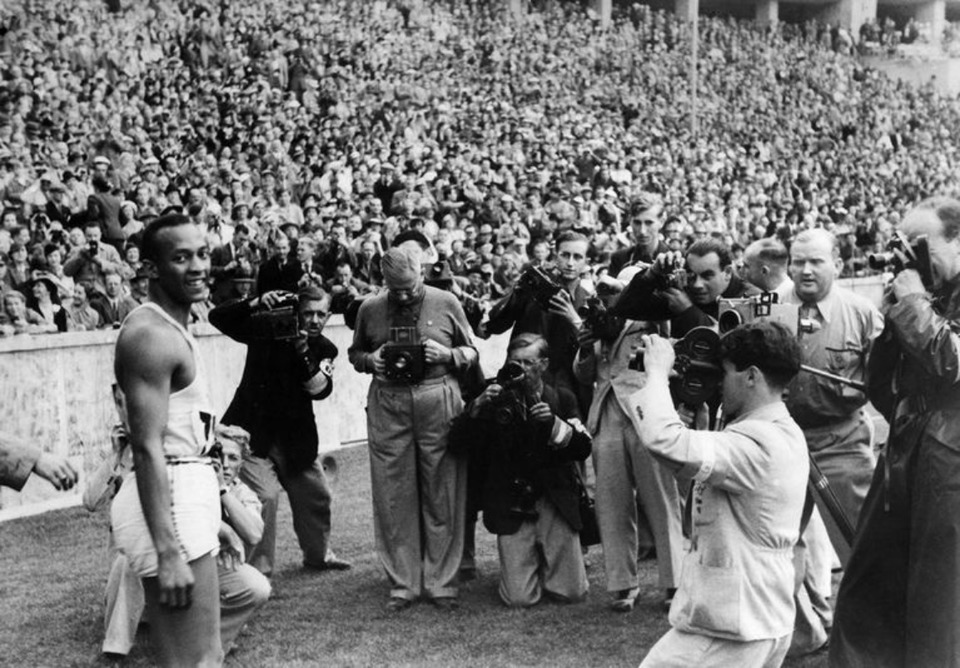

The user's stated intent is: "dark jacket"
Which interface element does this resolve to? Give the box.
[210,297,337,472]
[256,255,302,296]
[449,384,590,536]
[608,239,669,279]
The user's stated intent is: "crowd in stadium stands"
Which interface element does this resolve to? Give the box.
[0,0,958,335]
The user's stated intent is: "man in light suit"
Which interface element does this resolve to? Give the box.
[632,321,808,668]
[573,269,683,613]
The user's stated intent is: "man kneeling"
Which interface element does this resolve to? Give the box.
[450,333,590,607]
[633,322,807,668]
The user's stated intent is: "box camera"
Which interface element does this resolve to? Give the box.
[629,327,723,405]
[867,232,933,287]
[491,360,528,425]
[717,293,801,336]
[248,293,300,340]
[516,266,563,310]
[383,326,426,384]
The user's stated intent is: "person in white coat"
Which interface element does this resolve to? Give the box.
[632,320,808,668]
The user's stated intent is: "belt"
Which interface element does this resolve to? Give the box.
[376,373,455,389]
[164,455,215,467]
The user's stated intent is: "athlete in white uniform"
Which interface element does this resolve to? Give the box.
[112,214,222,667]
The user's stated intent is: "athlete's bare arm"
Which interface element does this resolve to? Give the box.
[115,309,197,608]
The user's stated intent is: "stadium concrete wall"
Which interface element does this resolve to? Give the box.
[0,276,882,521]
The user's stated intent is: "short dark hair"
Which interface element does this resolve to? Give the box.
[555,230,589,248]
[747,238,788,266]
[507,332,548,360]
[140,214,194,262]
[687,238,732,268]
[720,320,801,388]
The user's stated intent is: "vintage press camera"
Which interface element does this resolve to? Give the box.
[578,295,625,342]
[516,265,563,310]
[717,292,803,336]
[491,360,528,425]
[382,326,427,384]
[248,292,301,340]
[629,327,723,405]
[867,231,933,286]
[653,254,688,292]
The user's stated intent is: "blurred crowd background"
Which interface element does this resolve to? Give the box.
[1,0,958,335]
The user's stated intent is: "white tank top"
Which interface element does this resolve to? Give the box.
[121,303,216,458]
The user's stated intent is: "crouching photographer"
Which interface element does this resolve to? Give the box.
[209,284,351,576]
[450,334,591,608]
[632,321,808,668]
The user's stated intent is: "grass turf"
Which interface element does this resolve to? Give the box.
[0,444,828,667]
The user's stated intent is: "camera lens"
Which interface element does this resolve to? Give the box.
[718,309,742,333]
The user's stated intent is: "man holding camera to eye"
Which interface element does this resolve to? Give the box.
[210,284,351,576]
[487,230,593,414]
[631,321,808,668]
[615,238,752,341]
[63,219,123,297]
[831,197,960,668]
[349,246,478,612]
[450,333,591,607]
[573,267,683,614]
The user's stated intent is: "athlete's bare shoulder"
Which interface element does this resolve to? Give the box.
[115,306,193,392]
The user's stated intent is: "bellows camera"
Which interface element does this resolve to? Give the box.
[249,292,300,340]
[516,266,563,310]
[383,326,426,384]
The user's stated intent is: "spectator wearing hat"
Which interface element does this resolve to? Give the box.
[87,174,124,251]
[26,274,69,332]
[44,180,72,226]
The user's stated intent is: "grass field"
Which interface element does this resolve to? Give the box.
[0,444,831,668]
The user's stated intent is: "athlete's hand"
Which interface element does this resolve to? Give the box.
[157,552,194,609]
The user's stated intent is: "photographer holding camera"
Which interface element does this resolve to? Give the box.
[573,268,683,614]
[210,284,352,576]
[614,238,752,341]
[831,197,960,667]
[631,321,808,668]
[63,220,123,297]
[349,246,478,612]
[487,231,594,414]
[451,334,591,607]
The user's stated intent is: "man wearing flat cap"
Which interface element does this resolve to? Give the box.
[349,246,478,612]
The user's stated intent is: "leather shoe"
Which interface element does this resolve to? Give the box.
[304,553,353,571]
[430,597,460,611]
[610,588,640,613]
[386,597,413,612]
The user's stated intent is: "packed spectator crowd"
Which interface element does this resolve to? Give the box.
[1,0,958,336]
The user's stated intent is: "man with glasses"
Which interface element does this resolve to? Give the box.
[210,284,352,576]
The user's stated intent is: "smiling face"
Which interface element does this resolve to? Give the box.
[146,223,211,305]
